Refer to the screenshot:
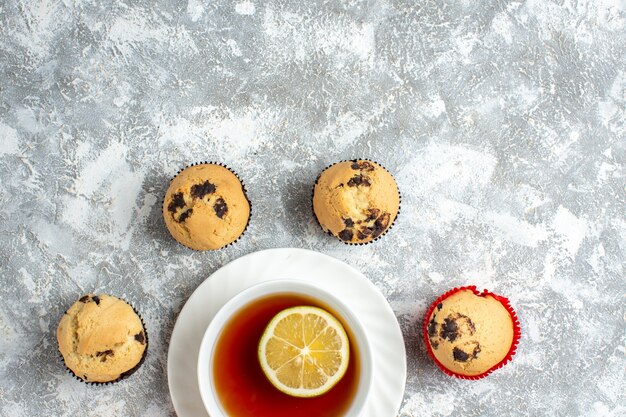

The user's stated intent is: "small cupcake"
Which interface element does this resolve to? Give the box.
[163,163,250,250]
[423,286,520,379]
[57,294,147,383]
[313,160,400,244]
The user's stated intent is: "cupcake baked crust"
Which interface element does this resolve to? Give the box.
[163,164,250,250]
[313,160,400,243]
[57,294,147,383]
[426,290,514,376]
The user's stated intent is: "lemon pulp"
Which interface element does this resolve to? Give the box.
[258,306,350,397]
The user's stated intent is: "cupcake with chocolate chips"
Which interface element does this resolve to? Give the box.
[313,160,400,244]
[57,294,147,383]
[163,163,250,250]
[423,286,520,379]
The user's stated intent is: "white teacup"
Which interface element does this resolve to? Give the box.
[197,279,373,417]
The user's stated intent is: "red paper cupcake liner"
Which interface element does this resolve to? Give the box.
[162,161,252,251]
[422,285,521,380]
[311,159,401,245]
[59,296,149,385]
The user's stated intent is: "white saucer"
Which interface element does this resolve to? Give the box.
[167,248,407,417]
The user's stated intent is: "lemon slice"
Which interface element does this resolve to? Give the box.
[258,306,350,398]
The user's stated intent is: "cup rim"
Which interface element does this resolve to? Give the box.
[197,279,374,417]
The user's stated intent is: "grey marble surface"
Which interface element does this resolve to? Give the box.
[1,0,625,416]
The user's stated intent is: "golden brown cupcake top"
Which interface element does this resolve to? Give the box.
[426,290,514,376]
[313,160,399,243]
[163,164,250,250]
[57,294,147,383]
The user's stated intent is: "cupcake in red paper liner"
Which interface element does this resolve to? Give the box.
[423,286,520,380]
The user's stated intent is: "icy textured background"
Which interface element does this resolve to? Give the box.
[1,0,625,416]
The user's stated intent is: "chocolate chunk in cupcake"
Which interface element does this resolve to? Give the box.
[313,160,400,243]
[57,294,147,383]
[163,164,250,250]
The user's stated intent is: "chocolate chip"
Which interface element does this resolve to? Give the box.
[92,296,100,305]
[357,227,373,240]
[453,343,481,362]
[428,319,437,337]
[453,347,470,362]
[96,349,114,362]
[168,193,186,213]
[343,218,354,228]
[372,212,391,238]
[371,225,385,238]
[179,209,192,222]
[431,340,439,349]
[440,317,459,342]
[79,295,90,303]
[134,332,145,344]
[437,303,443,310]
[190,181,216,199]
[364,208,381,222]
[338,229,353,241]
[361,227,373,236]
[440,313,475,343]
[347,175,371,187]
[213,198,228,218]
[351,161,375,171]
[377,212,391,227]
